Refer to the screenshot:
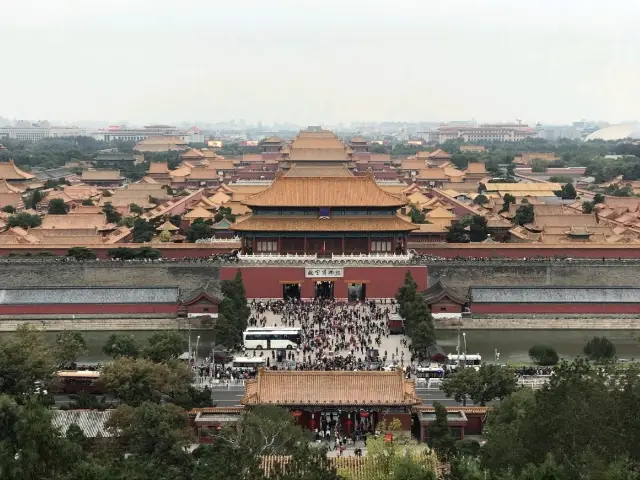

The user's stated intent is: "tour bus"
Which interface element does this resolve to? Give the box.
[415,364,445,379]
[446,354,482,371]
[242,327,303,350]
[231,356,266,370]
[53,370,104,394]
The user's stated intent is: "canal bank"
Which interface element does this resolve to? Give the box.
[22,328,640,365]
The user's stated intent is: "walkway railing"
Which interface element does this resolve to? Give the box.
[237,252,413,265]
[192,377,246,389]
[518,376,550,390]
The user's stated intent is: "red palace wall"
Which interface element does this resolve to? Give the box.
[472,303,640,314]
[220,266,427,299]
[0,304,178,315]
[430,300,462,314]
[411,244,640,259]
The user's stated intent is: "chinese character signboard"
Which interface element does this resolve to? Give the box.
[305,267,344,278]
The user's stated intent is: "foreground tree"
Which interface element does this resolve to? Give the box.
[395,271,418,320]
[0,325,55,397]
[441,364,518,406]
[100,357,191,406]
[67,246,96,261]
[220,271,251,334]
[427,402,456,459]
[55,331,87,368]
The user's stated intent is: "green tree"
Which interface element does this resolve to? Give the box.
[102,202,121,223]
[441,364,517,406]
[216,406,307,457]
[513,204,534,226]
[28,189,43,209]
[187,218,213,242]
[192,441,263,480]
[409,205,427,224]
[212,314,242,349]
[2,205,16,213]
[102,190,112,197]
[142,331,184,363]
[0,325,55,397]
[410,321,437,361]
[477,182,487,194]
[129,203,144,215]
[100,357,191,406]
[48,198,69,214]
[446,456,485,480]
[55,331,87,368]
[158,230,172,242]
[106,402,194,478]
[81,199,94,206]
[427,402,456,459]
[7,212,42,229]
[271,444,341,480]
[102,333,140,359]
[528,344,559,366]
[547,175,574,184]
[499,193,516,213]
[468,215,488,242]
[584,336,616,361]
[67,247,97,261]
[0,395,83,480]
[395,271,418,320]
[554,182,577,199]
[219,271,251,335]
[117,215,136,228]
[132,218,155,243]
[472,194,488,206]
[593,193,605,204]
[531,158,549,173]
[582,201,594,213]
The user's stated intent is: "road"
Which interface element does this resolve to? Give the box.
[210,386,469,407]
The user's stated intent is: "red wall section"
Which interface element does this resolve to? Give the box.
[411,245,640,259]
[472,303,640,314]
[0,304,178,315]
[221,266,427,299]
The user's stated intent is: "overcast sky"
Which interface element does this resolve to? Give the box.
[2,0,639,126]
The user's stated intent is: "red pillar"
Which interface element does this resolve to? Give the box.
[367,237,372,254]
[251,238,257,254]
[392,237,397,253]
[277,236,282,254]
[341,237,345,254]
[303,237,308,255]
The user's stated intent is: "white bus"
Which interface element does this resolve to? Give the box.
[446,354,482,371]
[231,356,266,370]
[415,364,445,379]
[243,327,303,350]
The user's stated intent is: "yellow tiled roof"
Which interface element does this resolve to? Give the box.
[243,176,406,208]
[241,369,421,406]
[184,206,214,219]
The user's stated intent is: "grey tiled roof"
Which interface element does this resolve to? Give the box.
[471,287,640,304]
[0,286,179,305]
[52,410,113,437]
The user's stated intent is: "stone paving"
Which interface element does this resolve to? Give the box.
[243,307,413,366]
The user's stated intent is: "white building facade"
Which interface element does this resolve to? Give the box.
[0,125,85,141]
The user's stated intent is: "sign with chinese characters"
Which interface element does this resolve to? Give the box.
[305,267,344,278]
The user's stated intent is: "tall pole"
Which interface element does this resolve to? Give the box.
[188,322,192,366]
[195,335,201,365]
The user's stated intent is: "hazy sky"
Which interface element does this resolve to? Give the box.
[3,0,639,126]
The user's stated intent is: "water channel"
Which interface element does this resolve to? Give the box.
[38,329,640,364]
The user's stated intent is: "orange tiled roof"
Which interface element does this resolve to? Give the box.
[416,168,449,180]
[241,369,421,406]
[231,215,417,232]
[243,176,406,208]
[187,167,221,181]
[465,162,487,174]
[40,213,107,230]
[148,162,169,174]
[81,170,121,181]
[399,159,426,171]
[0,160,35,180]
[0,179,23,193]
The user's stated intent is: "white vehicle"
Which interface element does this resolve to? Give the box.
[231,356,266,370]
[243,327,302,350]
[446,354,482,371]
[415,364,445,379]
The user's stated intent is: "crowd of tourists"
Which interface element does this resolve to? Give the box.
[248,298,414,371]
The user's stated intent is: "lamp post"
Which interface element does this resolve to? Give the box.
[195,335,201,366]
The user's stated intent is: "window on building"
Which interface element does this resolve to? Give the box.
[371,241,392,252]
[203,307,209,313]
[440,307,446,312]
[257,241,277,252]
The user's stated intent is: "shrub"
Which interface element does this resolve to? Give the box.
[584,336,616,361]
[528,344,559,366]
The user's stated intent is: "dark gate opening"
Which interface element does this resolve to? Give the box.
[348,283,366,302]
[315,281,334,299]
[283,283,301,301]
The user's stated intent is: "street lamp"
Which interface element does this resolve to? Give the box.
[195,335,201,365]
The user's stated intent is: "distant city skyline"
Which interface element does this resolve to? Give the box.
[3,0,639,126]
